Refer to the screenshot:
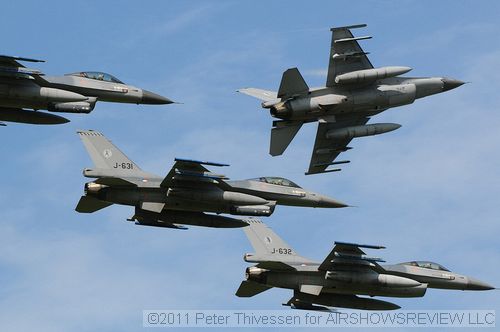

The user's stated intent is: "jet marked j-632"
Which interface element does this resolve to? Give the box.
[236,220,493,311]
[239,24,465,175]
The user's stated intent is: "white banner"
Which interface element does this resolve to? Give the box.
[143,310,495,328]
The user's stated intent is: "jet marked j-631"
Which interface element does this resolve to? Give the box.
[239,24,465,175]
[75,130,347,230]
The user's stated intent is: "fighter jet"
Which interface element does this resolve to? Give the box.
[236,220,493,311]
[239,24,466,175]
[75,130,347,230]
[0,54,173,125]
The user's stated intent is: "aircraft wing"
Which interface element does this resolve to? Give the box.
[160,158,230,189]
[318,241,386,272]
[325,24,373,87]
[306,116,370,175]
[0,54,47,84]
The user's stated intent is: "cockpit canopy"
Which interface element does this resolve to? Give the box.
[67,71,124,84]
[250,176,301,188]
[402,261,450,272]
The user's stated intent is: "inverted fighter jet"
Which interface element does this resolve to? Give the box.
[75,130,347,230]
[236,220,493,311]
[0,55,172,125]
[239,24,465,175]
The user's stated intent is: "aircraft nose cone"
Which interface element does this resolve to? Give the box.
[141,89,174,104]
[466,277,495,291]
[318,195,349,208]
[441,78,466,92]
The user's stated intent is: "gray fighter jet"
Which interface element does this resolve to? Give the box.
[0,55,172,125]
[236,220,493,311]
[75,130,347,229]
[239,24,465,175]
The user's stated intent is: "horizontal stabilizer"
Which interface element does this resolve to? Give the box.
[270,122,303,156]
[238,88,278,102]
[235,281,272,297]
[277,68,309,99]
[255,261,296,271]
[75,196,113,213]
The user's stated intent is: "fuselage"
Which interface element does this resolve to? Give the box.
[267,76,463,123]
[0,72,171,114]
[83,175,346,218]
[244,261,493,301]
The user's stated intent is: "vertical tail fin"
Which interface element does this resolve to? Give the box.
[77,130,142,171]
[277,68,309,99]
[243,219,297,256]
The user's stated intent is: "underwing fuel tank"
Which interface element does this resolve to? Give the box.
[326,123,401,140]
[48,97,97,113]
[0,84,88,103]
[135,208,248,228]
[0,108,69,125]
[230,205,274,216]
[168,189,269,206]
[326,271,421,288]
[294,292,401,311]
[272,84,416,119]
[335,66,412,85]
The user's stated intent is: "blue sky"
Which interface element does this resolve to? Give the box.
[0,1,499,331]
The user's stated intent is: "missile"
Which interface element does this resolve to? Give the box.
[326,123,401,140]
[326,271,421,288]
[0,108,69,125]
[335,66,412,85]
